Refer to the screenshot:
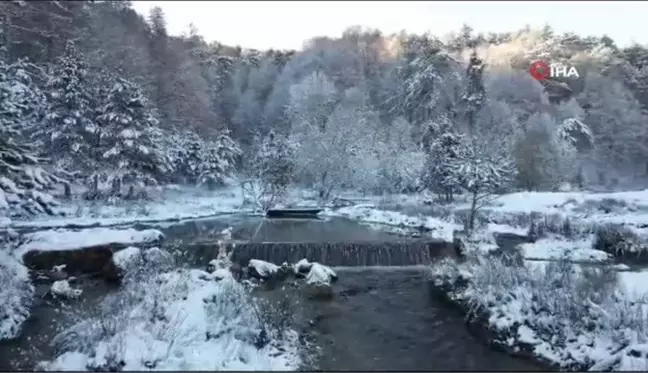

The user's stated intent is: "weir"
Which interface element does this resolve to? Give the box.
[185,240,457,267]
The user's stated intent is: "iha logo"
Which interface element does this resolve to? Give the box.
[529,60,580,80]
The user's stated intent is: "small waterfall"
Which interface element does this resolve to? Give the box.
[186,240,454,267]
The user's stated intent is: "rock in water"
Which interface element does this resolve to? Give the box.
[305,262,337,285]
[300,261,337,300]
[50,280,82,299]
[248,259,280,280]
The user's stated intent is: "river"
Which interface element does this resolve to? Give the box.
[0,216,549,371]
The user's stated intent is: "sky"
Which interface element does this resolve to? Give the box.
[132,1,648,51]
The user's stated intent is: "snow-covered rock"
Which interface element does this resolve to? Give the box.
[17,227,163,256]
[248,259,280,280]
[50,280,82,299]
[305,263,337,285]
[293,258,313,276]
[299,262,337,300]
[111,246,141,270]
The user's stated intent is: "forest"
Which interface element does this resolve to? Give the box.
[2,0,648,222]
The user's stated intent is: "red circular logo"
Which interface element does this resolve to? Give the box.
[529,60,550,81]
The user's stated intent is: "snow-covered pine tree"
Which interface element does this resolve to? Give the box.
[96,77,171,190]
[256,130,295,192]
[37,41,95,175]
[423,129,464,202]
[196,131,241,189]
[0,54,61,217]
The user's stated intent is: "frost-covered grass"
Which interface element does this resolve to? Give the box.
[431,255,648,371]
[40,255,302,371]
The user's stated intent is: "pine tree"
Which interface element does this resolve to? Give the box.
[461,51,486,136]
[250,130,295,205]
[37,41,95,175]
[197,132,241,189]
[423,130,464,202]
[0,54,61,217]
[96,77,170,187]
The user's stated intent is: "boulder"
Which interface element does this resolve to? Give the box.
[50,279,82,299]
[247,259,291,283]
[22,244,121,283]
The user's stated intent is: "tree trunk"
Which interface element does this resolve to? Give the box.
[468,190,478,233]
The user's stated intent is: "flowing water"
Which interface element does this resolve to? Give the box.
[302,267,547,371]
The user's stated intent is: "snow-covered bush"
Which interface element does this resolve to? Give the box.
[431,255,648,371]
[593,224,648,259]
[44,261,300,370]
[0,248,34,341]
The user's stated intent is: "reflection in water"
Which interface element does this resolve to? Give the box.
[155,216,414,244]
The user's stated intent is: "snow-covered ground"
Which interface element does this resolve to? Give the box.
[322,203,459,241]
[6,185,250,229]
[518,235,610,262]
[415,189,648,371]
[40,259,301,371]
[337,189,648,239]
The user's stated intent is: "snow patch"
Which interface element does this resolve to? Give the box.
[518,235,610,262]
[324,204,459,241]
[11,186,248,229]
[17,227,163,255]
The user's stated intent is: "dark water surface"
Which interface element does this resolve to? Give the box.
[152,215,411,243]
[302,267,547,371]
[0,279,117,371]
